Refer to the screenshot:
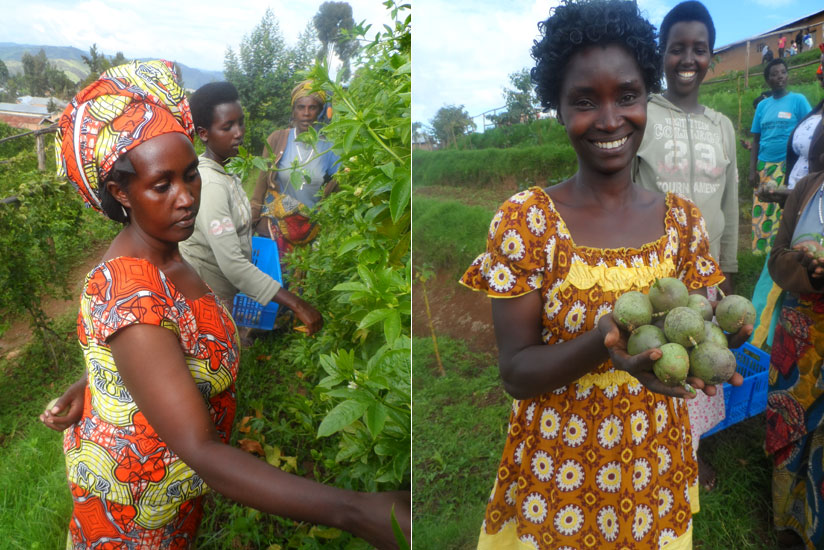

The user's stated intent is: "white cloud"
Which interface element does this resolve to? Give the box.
[2,0,393,72]
[413,0,561,123]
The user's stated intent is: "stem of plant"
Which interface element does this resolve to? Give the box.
[420,276,445,376]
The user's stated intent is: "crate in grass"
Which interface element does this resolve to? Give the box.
[232,236,282,330]
[701,342,770,438]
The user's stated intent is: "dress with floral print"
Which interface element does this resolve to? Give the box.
[461,187,723,549]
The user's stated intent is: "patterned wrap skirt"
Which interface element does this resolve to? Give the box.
[66,483,204,549]
[751,160,785,254]
[766,293,824,549]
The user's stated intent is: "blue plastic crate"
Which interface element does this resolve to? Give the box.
[232,236,282,330]
[701,342,770,438]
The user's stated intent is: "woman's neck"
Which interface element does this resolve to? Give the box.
[203,148,227,166]
[662,90,704,114]
[773,88,788,99]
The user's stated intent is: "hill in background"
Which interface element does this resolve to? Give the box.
[0,42,224,90]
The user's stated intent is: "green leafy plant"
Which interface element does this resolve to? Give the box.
[226,0,411,505]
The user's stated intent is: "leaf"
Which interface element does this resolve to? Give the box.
[238,438,264,456]
[264,444,282,467]
[238,416,253,433]
[331,281,368,292]
[359,308,392,330]
[317,399,370,437]
[343,121,362,152]
[337,237,368,256]
[384,309,401,343]
[251,157,268,171]
[389,176,411,223]
[308,526,342,540]
[365,402,388,438]
[391,505,410,550]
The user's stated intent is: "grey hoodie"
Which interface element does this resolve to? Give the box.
[633,94,739,274]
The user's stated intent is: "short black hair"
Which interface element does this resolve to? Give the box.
[99,154,135,224]
[531,0,661,111]
[659,1,716,54]
[764,58,787,81]
[189,81,239,130]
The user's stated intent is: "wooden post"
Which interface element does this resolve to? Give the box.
[745,40,750,88]
[36,134,45,171]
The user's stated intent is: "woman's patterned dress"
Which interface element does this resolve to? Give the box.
[461,188,723,550]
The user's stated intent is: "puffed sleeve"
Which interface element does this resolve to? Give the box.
[460,188,551,297]
[81,257,183,343]
[669,195,725,291]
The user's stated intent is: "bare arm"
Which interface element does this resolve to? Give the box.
[748,133,761,188]
[110,324,408,549]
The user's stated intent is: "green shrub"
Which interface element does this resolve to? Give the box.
[413,144,576,188]
[412,196,494,274]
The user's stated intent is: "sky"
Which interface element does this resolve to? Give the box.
[412,0,824,128]
[0,0,394,72]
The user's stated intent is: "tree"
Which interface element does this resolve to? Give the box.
[21,50,49,96]
[224,8,312,152]
[430,104,475,148]
[313,1,358,81]
[79,44,109,87]
[19,49,74,98]
[292,21,321,74]
[497,68,540,126]
[0,60,8,86]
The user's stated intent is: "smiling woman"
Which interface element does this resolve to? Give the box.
[632,1,740,492]
[458,1,749,548]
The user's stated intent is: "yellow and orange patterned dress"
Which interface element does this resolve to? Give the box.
[63,257,239,548]
[460,188,723,550]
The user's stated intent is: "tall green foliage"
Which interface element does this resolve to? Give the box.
[293,0,411,489]
[230,0,411,492]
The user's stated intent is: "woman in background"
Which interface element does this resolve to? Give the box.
[178,81,321,340]
[633,0,738,490]
[766,120,824,550]
[748,58,811,349]
[250,81,339,254]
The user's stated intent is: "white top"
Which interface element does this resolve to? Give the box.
[788,114,823,190]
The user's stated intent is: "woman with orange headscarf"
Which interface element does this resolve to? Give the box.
[40,60,408,549]
[250,80,339,253]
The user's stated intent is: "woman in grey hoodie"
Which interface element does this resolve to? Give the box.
[633,0,738,492]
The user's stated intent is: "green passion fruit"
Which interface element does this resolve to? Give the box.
[653,343,690,386]
[627,324,668,356]
[613,291,653,332]
[689,342,737,385]
[663,306,705,348]
[715,295,756,334]
[687,293,714,322]
[648,277,690,314]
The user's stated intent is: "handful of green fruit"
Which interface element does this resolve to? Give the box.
[613,277,755,390]
[791,233,824,260]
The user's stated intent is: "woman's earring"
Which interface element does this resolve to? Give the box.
[121,206,128,220]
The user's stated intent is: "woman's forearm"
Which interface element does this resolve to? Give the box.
[499,328,609,399]
[190,440,358,530]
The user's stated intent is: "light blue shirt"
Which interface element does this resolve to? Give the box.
[274,128,339,208]
[751,92,812,163]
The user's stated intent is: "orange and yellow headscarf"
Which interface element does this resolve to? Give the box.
[55,59,194,212]
[290,80,327,107]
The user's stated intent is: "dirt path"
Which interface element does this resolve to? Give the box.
[0,241,109,361]
[413,266,498,361]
